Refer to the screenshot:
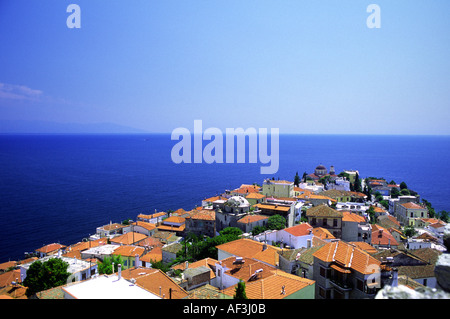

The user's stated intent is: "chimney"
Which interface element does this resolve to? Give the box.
[135,254,140,268]
[185,261,189,270]
[263,243,268,251]
[118,264,122,280]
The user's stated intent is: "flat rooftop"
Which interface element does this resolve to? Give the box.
[63,274,161,299]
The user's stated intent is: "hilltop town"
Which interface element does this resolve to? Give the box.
[1,165,449,300]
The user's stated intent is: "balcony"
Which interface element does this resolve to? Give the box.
[330,277,353,291]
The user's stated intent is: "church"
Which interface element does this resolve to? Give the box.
[307,165,337,181]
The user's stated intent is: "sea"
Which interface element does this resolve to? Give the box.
[1,134,449,263]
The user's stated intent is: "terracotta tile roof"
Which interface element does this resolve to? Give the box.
[122,267,188,299]
[186,209,215,221]
[342,211,366,223]
[136,236,164,248]
[400,202,425,210]
[216,238,282,267]
[35,243,66,254]
[283,223,313,237]
[349,242,378,255]
[233,186,260,194]
[0,269,21,287]
[203,196,228,202]
[372,229,399,247]
[140,247,162,263]
[296,194,337,202]
[111,245,146,257]
[254,203,291,212]
[245,193,266,199]
[137,212,166,219]
[110,232,148,245]
[313,240,382,275]
[0,285,28,299]
[305,205,343,218]
[172,208,187,216]
[65,240,104,253]
[101,223,127,231]
[429,222,446,229]
[172,257,218,279]
[219,257,314,299]
[0,261,17,272]
[237,214,269,224]
[157,224,186,232]
[131,221,157,231]
[312,227,335,240]
[163,216,185,224]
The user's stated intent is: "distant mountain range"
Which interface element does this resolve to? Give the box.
[0,120,149,134]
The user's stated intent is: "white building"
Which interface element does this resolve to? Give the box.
[253,223,314,249]
[20,254,97,283]
[62,270,161,299]
[80,244,119,262]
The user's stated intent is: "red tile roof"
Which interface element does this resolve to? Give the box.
[283,223,313,237]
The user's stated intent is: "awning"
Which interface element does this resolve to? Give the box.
[330,264,351,274]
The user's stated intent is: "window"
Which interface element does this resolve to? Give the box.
[323,218,328,226]
[320,266,330,279]
[311,218,316,226]
[333,219,338,227]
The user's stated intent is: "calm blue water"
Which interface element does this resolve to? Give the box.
[1,134,449,263]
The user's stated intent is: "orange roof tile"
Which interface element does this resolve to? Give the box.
[312,227,335,240]
[35,243,66,254]
[186,209,215,221]
[400,202,425,210]
[372,229,399,247]
[283,223,313,237]
[112,245,146,257]
[237,214,269,224]
[140,247,163,263]
[245,193,266,199]
[131,221,157,231]
[110,232,148,245]
[216,238,282,267]
[219,258,314,299]
[313,240,381,275]
[122,267,188,299]
[342,211,366,223]
[163,216,185,224]
[254,203,291,212]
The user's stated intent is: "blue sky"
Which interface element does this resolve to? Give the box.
[0,0,449,134]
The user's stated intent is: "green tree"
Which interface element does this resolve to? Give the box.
[400,182,408,190]
[403,225,417,238]
[400,189,410,196]
[267,214,286,230]
[23,258,71,297]
[422,199,436,218]
[367,206,376,224]
[354,173,362,193]
[98,255,124,274]
[251,225,267,236]
[390,187,400,199]
[234,280,248,299]
[438,211,450,223]
[294,172,301,187]
[220,227,243,238]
